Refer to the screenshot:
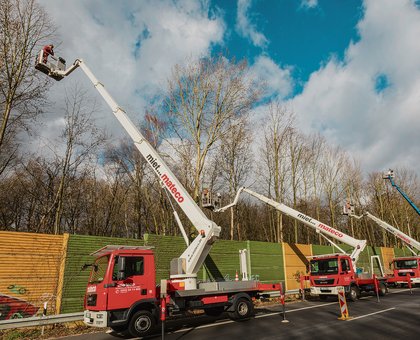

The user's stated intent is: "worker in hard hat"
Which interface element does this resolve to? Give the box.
[42,44,54,63]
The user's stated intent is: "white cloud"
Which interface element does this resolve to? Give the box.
[289,0,420,174]
[300,0,319,10]
[235,0,268,48]
[33,0,225,154]
[249,55,293,99]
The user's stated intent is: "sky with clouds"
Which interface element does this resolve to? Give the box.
[36,0,420,175]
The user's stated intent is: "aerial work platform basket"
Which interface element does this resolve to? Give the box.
[34,49,66,81]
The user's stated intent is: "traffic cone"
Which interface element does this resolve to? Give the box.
[235,270,239,281]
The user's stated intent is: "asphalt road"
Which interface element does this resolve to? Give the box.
[59,287,420,340]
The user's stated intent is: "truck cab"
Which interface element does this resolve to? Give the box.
[309,254,358,299]
[390,256,420,285]
[309,253,388,301]
[84,246,158,330]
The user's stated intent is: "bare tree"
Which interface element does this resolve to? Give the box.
[218,115,253,240]
[104,111,169,238]
[287,128,306,243]
[44,86,105,234]
[259,103,294,242]
[320,145,348,229]
[0,0,54,174]
[341,157,363,239]
[306,133,326,243]
[163,55,263,204]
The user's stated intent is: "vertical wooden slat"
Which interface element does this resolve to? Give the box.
[381,247,395,274]
[55,233,69,313]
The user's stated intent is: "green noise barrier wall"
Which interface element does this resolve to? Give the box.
[393,247,413,257]
[249,241,285,283]
[60,234,286,312]
[57,234,403,313]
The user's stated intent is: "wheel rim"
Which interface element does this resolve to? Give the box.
[350,288,357,300]
[135,316,151,332]
[238,301,248,316]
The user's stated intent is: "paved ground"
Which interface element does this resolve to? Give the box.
[60,287,420,340]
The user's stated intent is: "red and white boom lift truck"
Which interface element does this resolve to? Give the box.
[212,187,388,301]
[343,203,420,286]
[35,53,280,337]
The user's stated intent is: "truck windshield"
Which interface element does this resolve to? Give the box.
[310,258,339,275]
[394,259,418,269]
[89,255,110,284]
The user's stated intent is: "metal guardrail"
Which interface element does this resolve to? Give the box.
[0,312,84,330]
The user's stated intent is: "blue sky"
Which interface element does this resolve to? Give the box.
[36,0,420,176]
[211,0,363,94]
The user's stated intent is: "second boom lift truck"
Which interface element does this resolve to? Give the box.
[212,188,388,301]
[343,203,420,286]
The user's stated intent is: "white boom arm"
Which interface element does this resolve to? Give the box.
[347,211,420,256]
[216,187,366,265]
[42,58,221,282]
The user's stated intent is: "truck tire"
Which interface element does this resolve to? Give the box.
[228,298,254,321]
[128,310,156,337]
[204,306,225,317]
[347,286,360,302]
[378,282,388,296]
[319,295,328,301]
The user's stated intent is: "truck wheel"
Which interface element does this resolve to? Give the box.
[128,310,156,337]
[378,283,388,296]
[228,298,254,321]
[204,306,225,317]
[347,286,360,302]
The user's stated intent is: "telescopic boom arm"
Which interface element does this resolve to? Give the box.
[344,206,420,256]
[216,187,367,265]
[37,57,221,280]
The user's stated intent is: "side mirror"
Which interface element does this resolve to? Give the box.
[117,256,126,281]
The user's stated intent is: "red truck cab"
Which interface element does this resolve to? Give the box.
[309,254,359,300]
[84,246,158,333]
[389,256,420,285]
[308,253,386,301]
